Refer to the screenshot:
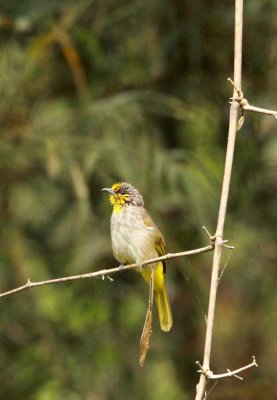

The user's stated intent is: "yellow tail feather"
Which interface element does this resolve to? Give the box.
[154,285,173,332]
[140,262,173,332]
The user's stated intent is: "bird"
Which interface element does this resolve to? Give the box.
[102,182,173,332]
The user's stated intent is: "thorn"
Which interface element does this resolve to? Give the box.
[196,361,201,366]
[227,78,245,102]
[196,361,203,373]
[252,356,258,367]
[202,226,215,241]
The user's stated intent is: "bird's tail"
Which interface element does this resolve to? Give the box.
[140,262,173,332]
[154,284,173,332]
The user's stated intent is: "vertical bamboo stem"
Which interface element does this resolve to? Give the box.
[195,1,244,399]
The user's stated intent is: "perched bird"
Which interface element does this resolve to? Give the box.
[102,182,173,332]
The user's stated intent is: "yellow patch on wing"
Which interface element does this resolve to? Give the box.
[142,208,166,273]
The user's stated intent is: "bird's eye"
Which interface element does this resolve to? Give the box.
[119,189,125,195]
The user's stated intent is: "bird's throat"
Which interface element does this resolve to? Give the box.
[112,202,124,213]
[110,195,125,213]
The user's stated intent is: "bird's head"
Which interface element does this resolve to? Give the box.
[102,182,144,212]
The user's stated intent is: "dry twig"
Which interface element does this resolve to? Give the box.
[0,244,213,299]
[228,78,277,119]
[196,356,258,381]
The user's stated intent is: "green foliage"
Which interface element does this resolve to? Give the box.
[0,1,276,399]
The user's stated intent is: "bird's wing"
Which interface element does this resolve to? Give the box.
[141,208,167,273]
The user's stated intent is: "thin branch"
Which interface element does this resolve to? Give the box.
[0,244,214,299]
[228,78,277,118]
[240,102,277,118]
[196,356,258,381]
[195,1,244,399]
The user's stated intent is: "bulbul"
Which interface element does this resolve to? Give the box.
[102,182,173,332]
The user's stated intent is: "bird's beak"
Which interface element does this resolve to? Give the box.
[102,187,116,196]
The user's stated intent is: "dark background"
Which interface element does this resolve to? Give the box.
[0,1,276,399]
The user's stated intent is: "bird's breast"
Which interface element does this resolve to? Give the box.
[111,206,157,265]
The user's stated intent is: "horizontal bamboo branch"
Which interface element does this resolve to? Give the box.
[0,244,214,299]
[196,356,258,380]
